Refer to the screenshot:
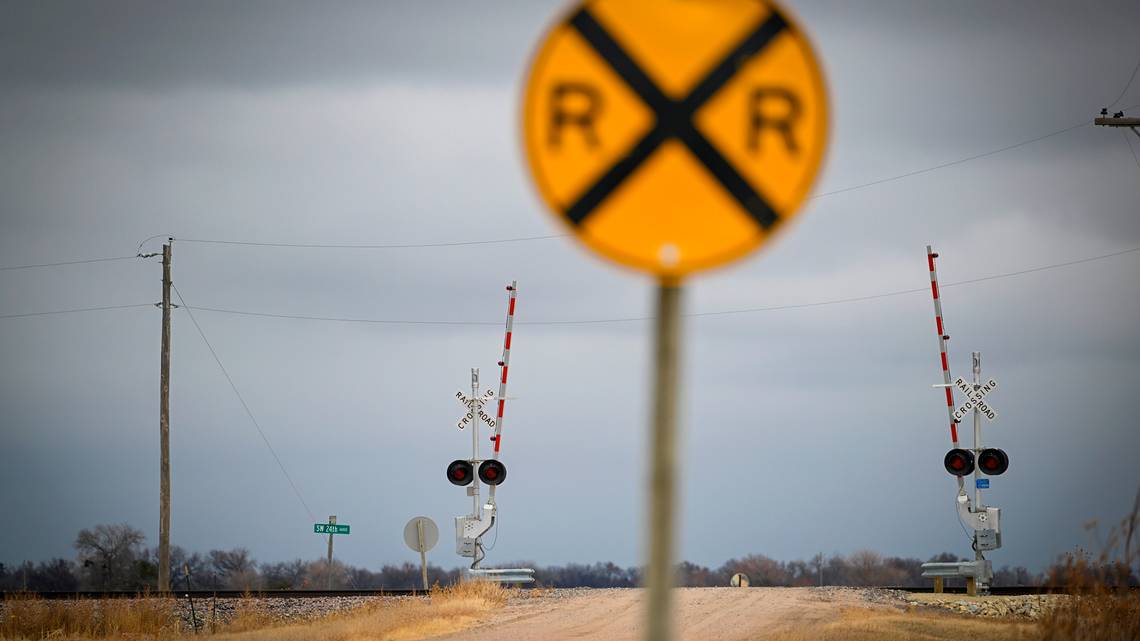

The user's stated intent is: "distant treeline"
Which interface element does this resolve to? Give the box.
[1,522,1133,591]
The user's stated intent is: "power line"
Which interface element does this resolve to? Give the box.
[0,256,137,272]
[176,235,565,250]
[179,245,1140,327]
[812,121,1089,199]
[5,245,1138,324]
[1123,132,1140,172]
[165,118,1099,249]
[0,303,153,320]
[4,105,1131,270]
[172,283,316,523]
[1107,56,1140,109]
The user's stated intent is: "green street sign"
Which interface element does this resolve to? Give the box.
[314,523,350,535]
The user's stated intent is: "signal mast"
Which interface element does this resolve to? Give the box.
[920,247,1010,596]
[444,282,533,583]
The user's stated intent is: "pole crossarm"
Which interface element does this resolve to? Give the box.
[1094,117,1140,127]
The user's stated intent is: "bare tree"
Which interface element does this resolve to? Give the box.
[74,523,146,590]
[208,548,260,590]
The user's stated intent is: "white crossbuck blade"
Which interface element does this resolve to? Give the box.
[951,376,998,423]
[455,389,497,430]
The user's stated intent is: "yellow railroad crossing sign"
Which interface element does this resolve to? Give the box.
[522,0,828,279]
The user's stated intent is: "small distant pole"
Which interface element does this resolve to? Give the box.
[183,563,198,634]
[818,553,823,587]
[159,240,173,593]
[326,515,336,590]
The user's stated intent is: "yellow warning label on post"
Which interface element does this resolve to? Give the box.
[522,0,829,279]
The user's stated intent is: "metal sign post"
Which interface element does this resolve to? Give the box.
[971,354,984,537]
[312,516,350,590]
[470,370,481,519]
[326,515,336,590]
[647,283,681,641]
[417,520,428,590]
[521,3,830,637]
[403,517,439,591]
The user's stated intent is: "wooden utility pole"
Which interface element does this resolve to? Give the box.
[159,241,172,593]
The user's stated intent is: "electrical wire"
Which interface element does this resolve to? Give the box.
[171,283,317,523]
[5,103,1134,272]
[0,256,137,271]
[0,303,153,319]
[1107,57,1140,109]
[4,100,1137,275]
[1123,131,1140,171]
[956,496,975,544]
[483,513,500,552]
[165,118,1098,250]
[4,245,1138,323]
[178,244,1140,327]
[176,235,566,250]
[135,234,174,256]
[812,121,1089,199]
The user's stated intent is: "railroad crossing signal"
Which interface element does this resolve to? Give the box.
[522,0,829,278]
[446,459,474,486]
[478,460,507,486]
[943,447,1009,477]
[944,448,975,477]
[977,448,1009,476]
[952,376,997,422]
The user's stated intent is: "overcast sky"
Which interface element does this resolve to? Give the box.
[2,0,1139,574]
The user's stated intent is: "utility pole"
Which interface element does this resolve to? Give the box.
[327,515,336,590]
[159,240,173,593]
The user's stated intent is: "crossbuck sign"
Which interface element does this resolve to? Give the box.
[952,376,998,423]
[456,389,496,430]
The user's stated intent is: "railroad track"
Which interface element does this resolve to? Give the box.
[6,585,1133,600]
[3,589,425,600]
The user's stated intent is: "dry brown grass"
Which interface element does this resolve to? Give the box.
[1,581,508,641]
[1033,559,1140,641]
[208,581,509,641]
[768,607,1032,641]
[0,592,180,640]
[1033,487,1140,641]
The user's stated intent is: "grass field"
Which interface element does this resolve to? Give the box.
[0,582,507,641]
[3,583,1136,641]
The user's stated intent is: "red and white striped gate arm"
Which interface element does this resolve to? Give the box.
[490,281,517,458]
[927,247,963,472]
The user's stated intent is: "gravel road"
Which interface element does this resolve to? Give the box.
[432,587,890,641]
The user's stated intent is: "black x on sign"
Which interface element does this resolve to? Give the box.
[523,0,828,278]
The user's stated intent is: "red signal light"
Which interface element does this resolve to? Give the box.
[447,459,474,486]
[944,448,975,476]
[478,459,507,486]
[978,448,1009,475]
